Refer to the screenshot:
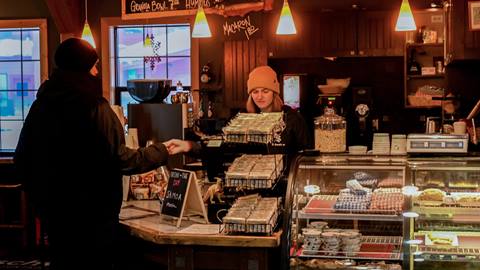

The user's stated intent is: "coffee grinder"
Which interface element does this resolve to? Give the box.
[349,86,373,146]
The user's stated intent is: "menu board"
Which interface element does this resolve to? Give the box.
[122,0,196,20]
[161,169,191,218]
[122,0,267,20]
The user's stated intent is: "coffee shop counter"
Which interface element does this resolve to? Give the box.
[119,200,282,270]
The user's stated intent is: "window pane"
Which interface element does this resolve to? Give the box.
[22,61,41,90]
[0,62,22,90]
[23,90,37,117]
[117,27,145,57]
[167,26,190,56]
[0,30,21,60]
[22,30,40,60]
[145,57,167,79]
[120,91,138,118]
[117,58,144,87]
[149,26,167,56]
[0,91,23,120]
[168,57,190,86]
[0,120,22,151]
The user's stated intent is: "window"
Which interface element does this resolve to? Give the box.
[0,19,47,153]
[113,24,191,116]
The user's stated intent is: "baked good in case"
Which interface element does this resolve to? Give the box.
[418,188,445,201]
[449,180,479,188]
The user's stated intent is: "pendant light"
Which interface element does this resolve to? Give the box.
[395,0,416,31]
[192,0,211,38]
[81,0,95,48]
[276,0,297,35]
[144,27,152,48]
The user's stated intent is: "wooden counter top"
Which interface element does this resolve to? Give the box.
[0,157,13,164]
[119,200,282,248]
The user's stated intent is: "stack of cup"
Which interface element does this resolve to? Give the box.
[453,121,467,135]
[372,133,390,155]
[391,134,407,155]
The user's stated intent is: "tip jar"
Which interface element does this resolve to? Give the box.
[314,107,346,152]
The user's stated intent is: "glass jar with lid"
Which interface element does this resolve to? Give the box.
[314,107,346,152]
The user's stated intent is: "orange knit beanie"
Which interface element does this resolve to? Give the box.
[247,66,280,94]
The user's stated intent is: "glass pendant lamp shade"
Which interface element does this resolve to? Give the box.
[144,33,151,47]
[81,0,96,48]
[395,0,416,31]
[192,5,211,38]
[81,21,96,48]
[276,0,297,35]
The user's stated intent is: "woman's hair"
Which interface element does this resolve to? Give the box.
[246,92,284,113]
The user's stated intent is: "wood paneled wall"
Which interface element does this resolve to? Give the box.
[224,39,267,109]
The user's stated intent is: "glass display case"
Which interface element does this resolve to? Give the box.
[286,155,407,270]
[405,158,480,270]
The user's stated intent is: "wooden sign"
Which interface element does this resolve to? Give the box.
[161,168,208,227]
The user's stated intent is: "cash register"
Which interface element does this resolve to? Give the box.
[407,133,469,153]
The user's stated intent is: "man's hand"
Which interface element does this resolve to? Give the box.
[163,139,193,155]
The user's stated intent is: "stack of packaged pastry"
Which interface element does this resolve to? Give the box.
[225,154,283,189]
[223,112,285,144]
[377,177,403,188]
[223,194,281,235]
[334,180,372,212]
[370,188,404,213]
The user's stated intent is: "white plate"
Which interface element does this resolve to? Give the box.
[425,232,459,246]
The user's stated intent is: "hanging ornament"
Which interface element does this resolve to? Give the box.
[143,32,162,70]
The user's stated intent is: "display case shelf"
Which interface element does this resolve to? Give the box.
[413,204,480,222]
[407,74,445,79]
[294,210,404,222]
[416,221,480,232]
[296,236,403,261]
[412,232,480,262]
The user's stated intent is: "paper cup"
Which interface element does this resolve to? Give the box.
[453,121,466,135]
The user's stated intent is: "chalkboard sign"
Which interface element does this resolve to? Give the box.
[122,0,268,20]
[161,169,190,218]
[122,0,196,19]
[160,168,208,227]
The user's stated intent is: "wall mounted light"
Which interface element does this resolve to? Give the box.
[192,0,212,38]
[395,0,416,31]
[81,0,96,47]
[276,0,297,35]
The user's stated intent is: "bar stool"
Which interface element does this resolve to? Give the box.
[0,183,28,248]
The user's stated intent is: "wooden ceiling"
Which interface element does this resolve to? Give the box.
[44,0,83,35]
[287,0,442,12]
[43,0,442,34]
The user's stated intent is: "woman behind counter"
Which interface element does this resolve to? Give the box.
[168,65,311,159]
[246,65,310,156]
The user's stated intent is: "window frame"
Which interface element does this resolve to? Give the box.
[0,19,48,154]
[100,16,199,103]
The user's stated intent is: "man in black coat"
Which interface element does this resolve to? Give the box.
[14,38,176,270]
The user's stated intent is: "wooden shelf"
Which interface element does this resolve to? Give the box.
[407,74,445,79]
[407,42,444,47]
[405,105,442,109]
[0,224,25,229]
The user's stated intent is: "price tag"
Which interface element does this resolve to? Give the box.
[207,139,222,147]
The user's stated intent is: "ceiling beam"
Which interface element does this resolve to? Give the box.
[44,0,83,35]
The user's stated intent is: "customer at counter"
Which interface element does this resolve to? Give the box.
[166,66,310,158]
[14,38,189,270]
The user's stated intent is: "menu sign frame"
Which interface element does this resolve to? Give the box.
[122,0,196,20]
[161,168,208,227]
